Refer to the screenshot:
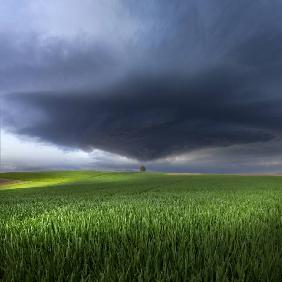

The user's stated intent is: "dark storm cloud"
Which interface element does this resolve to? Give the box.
[2,0,282,161]
[3,67,281,160]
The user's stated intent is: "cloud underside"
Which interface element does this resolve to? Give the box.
[4,68,282,160]
[2,0,282,162]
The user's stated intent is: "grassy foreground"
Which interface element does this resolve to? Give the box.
[0,171,282,281]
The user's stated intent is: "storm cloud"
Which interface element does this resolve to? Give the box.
[2,0,282,165]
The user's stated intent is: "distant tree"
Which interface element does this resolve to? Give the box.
[139,165,146,172]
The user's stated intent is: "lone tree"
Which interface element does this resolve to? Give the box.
[139,165,146,172]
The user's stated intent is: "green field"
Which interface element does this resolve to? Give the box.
[0,171,281,281]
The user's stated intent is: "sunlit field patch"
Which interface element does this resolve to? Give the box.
[0,171,281,281]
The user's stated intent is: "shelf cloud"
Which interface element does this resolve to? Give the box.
[2,0,282,169]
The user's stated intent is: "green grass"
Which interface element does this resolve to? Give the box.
[0,171,282,281]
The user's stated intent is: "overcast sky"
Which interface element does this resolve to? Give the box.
[1,0,282,173]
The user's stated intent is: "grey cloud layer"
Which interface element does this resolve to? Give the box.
[2,0,282,163]
[0,34,121,92]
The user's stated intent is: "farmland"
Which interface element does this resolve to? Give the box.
[0,171,281,281]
